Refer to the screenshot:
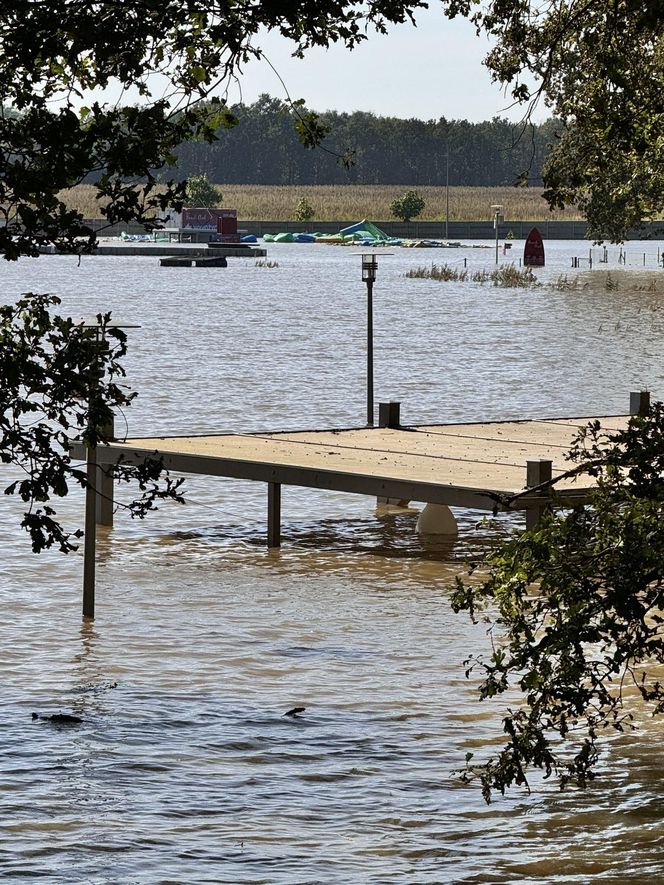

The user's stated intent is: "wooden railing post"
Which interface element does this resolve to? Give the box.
[525,459,552,531]
[630,390,650,416]
[378,401,401,428]
[95,415,115,527]
[378,401,407,505]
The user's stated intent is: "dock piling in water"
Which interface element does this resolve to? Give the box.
[95,415,115,527]
[267,482,281,548]
[82,446,97,619]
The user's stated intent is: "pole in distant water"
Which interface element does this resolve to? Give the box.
[491,204,503,265]
[445,144,450,240]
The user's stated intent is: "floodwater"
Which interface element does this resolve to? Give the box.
[2,240,664,883]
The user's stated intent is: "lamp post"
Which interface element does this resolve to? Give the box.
[361,253,378,426]
[491,204,503,265]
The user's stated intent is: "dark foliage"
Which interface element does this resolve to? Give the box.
[173,95,559,187]
[478,0,664,240]
[452,405,664,800]
[1,293,184,553]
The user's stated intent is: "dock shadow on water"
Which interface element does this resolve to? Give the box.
[163,508,516,565]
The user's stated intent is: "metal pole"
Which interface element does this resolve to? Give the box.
[445,145,449,240]
[367,279,374,426]
[495,212,499,265]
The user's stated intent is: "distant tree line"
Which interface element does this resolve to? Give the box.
[173,94,560,187]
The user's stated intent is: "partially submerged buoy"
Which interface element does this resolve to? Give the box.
[416,503,458,537]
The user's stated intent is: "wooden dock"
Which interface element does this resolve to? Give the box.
[73,393,650,616]
[94,242,267,258]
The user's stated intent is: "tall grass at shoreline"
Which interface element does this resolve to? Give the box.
[59,184,583,222]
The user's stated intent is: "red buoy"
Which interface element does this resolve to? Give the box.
[524,227,545,266]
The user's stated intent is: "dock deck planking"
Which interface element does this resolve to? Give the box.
[87,414,629,503]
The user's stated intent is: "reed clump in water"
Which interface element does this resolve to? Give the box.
[553,275,587,291]
[485,264,540,287]
[255,259,279,268]
[406,262,539,287]
[404,263,468,281]
[553,270,664,294]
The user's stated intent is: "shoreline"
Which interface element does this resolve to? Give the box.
[81,218,664,242]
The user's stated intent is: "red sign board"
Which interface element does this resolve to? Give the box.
[524,227,545,266]
[216,211,238,240]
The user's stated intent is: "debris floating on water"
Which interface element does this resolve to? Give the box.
[32,712,83,724]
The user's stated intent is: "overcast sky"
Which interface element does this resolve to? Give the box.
[227,7,544,123]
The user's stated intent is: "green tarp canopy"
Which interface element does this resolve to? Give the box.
[338,220,389,240]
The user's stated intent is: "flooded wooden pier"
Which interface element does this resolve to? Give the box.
[73,394,648,617]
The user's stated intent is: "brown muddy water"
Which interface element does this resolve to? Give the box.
[2,241,664,883]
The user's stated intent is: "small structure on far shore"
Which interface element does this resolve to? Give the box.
[160,207,240,243]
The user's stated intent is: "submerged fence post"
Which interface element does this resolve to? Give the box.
[80,319,139,618]
[525,459,553,531]
[82,326,103,619]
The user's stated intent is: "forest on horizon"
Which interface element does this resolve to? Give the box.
[173,95,559,188]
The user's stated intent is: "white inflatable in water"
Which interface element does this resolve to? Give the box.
[416,503,458,537]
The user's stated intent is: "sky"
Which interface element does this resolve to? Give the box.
[224,7,545,124]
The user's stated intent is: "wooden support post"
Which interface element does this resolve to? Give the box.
[378,401,401,428]
[630,390,650,417]
[377,402,408,505]
[83,446,97,619]
[376,400,409,507]
[95,415,114,526]
[267,482,281,548]
[525,459,552,531]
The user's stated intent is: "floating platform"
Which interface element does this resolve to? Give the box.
[95,242,266,258]
[160,255,228,268]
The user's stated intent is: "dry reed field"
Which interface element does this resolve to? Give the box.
[60,184,582,222]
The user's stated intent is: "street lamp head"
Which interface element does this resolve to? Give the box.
[491,204,505,228]
[361,252,378,283]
